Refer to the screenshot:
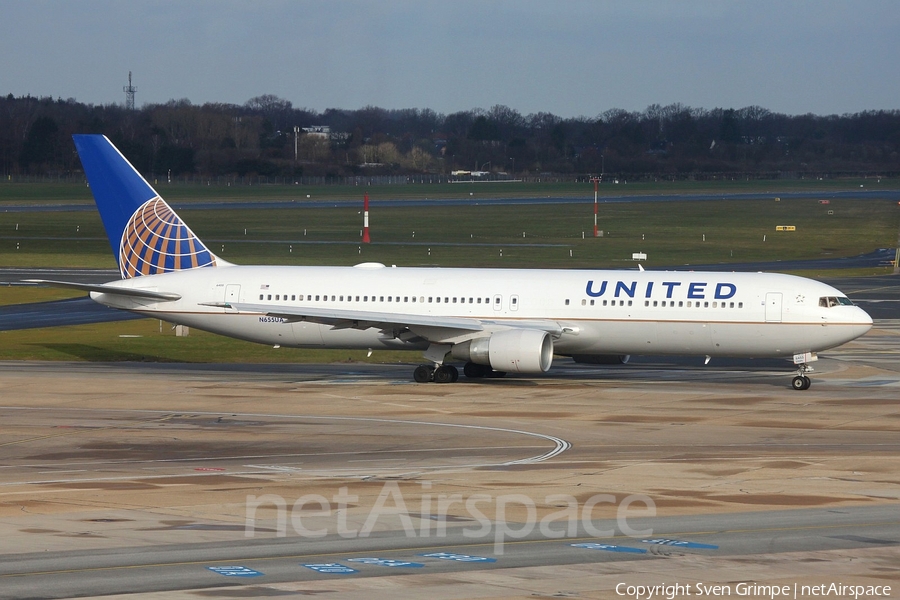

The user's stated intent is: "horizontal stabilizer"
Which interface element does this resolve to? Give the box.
[23,280,182,302]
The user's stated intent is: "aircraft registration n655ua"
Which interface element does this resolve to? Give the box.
[29,135,872,389]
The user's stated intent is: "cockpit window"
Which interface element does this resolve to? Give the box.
[819,296,854,308]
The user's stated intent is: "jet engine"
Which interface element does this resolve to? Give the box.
[451,329,553,373]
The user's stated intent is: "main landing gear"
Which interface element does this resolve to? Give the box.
[791,363,813,391]
[412,362,506,383]
[413,364,458,384]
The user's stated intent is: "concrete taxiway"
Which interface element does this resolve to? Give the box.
[1,309,900,598]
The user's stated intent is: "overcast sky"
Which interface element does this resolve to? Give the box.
[2,0,897,117]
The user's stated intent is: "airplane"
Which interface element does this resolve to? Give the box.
[28,134,873,390]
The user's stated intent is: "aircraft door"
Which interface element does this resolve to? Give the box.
[765,292,782,323]
[224,284,241,313]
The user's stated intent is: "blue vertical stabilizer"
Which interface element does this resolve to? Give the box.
[73,135,219,279]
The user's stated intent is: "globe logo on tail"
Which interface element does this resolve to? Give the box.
[119,197,217,279]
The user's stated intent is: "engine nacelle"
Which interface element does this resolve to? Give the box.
[451,329,553,373]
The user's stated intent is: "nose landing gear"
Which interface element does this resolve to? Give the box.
[791,363,813,390]
[791,374,811,390]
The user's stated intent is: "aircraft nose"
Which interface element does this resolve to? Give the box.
[853,306,874,334]
[857,306,874,326]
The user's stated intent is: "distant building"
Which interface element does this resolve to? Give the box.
[302,126,349,142]
[302,126,331,138]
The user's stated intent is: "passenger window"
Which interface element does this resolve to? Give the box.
[581,299,586,306]
[267,294,272,300]
[628,300,632,306]
[590,299,594,306]
[259,294,263,300]
[738,302,743,308]
[565,299,570,305]
[712,302,717,308]
[653,301,658,307]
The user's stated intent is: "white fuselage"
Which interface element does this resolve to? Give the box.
[91,264,873,360]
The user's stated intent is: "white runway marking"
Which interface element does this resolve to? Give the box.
[0,407,572,483]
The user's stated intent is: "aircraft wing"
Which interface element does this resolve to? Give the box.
[23,279,182,301]
[229,302,564,344]
[230,302,484,332]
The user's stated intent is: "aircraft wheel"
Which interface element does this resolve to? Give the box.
[791,376,808,391]
[414,365,434,383]
[802,376,811,390]
[434,365,457,384]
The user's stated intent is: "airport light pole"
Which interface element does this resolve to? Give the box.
[590,176,601,237]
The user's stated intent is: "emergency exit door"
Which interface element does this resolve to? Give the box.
[765,292,782,323]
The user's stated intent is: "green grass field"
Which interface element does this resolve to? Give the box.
[0,315,408,363]
[1,179,897,363]
[2,192,897,271]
